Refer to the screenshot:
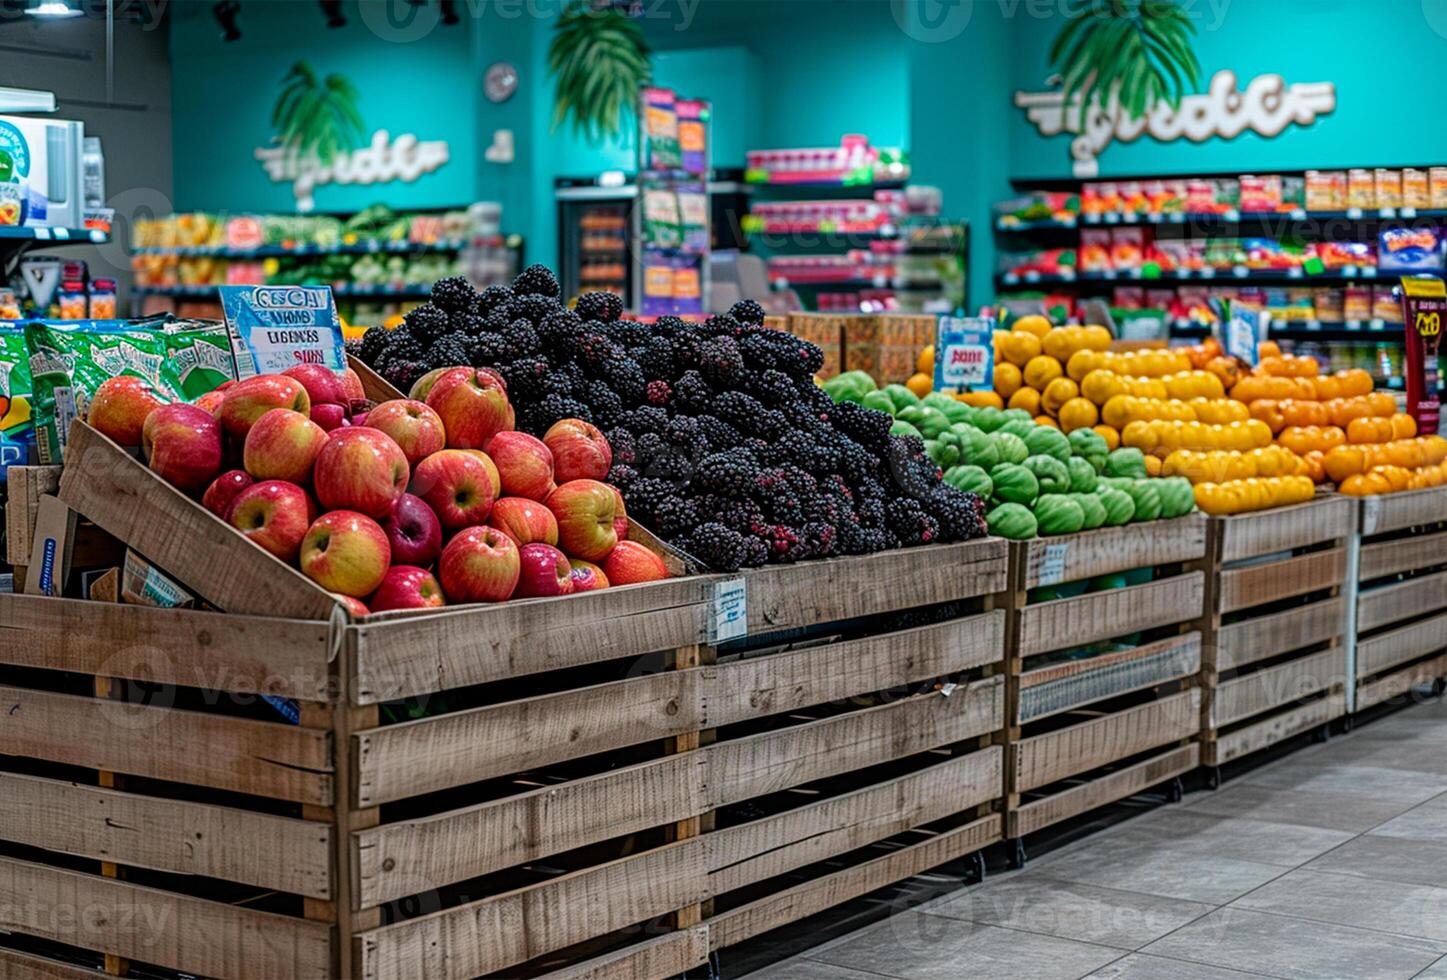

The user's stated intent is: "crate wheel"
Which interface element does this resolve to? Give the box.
[1207,766,1223,790]
[963,849,986,885]
[1166,775,1184,803]
[1006,837,1027,869]
[1313,723,1331,744]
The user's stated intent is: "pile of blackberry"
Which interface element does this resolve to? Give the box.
[354,269,987,570]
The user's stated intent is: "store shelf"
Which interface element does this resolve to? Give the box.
[131,237,491,258]
[744,173,908,189]
[134,283,435,299]
[996,266,1433,287]
[1170,318,1405,336]
[0,226,109,244]
[999,208,1447,233]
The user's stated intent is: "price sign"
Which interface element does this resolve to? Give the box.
[220,285,345,379]
[1224,303,1267,367]
[709,578,748,644]
[934,316,995,392]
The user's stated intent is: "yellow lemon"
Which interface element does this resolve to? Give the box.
[1082,324,1113,351]
[1034,414,1060,429]
[1081,368,1125,406]
[906,372,933,398]
[1008,386,1041,415]
[1011,314,1052,339]
[1093,424,1121,450]
[959,390,1004,409]
[1023,355,1063,392]
[1000,330,1041,367]
[916,345,934,375]
[1058,396,1099,432]
[1041,376,1079,417]
[993,362,1023,399]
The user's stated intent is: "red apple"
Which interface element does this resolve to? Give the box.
[141,403,223,492]
[312,427,409,519]
[350,410,369,428]
[368,399,447,468]
[335,594,370,617]
[310,402,350,432]
[609,485,628,542]
[515,542,574,598]
[202,469,254,518]
[408,367,450,402]
[243,408,328,484]
[602,540,669,585]
[411,449,496,529]
[438,526,520,603]
[569,558,609,592]
[338,368,366,404]
[228,479,314,562]
[369,565,446,612]
[299,510,391,597]
[381,493,444,567]
[88,376,167,447]
[282,363,345,407]
[544,479,620,562]
[543,419,613,483]
[217,375,312,441]
[194,389,227,415]
[462,449,502,501]
[486,430,555,501]
[490,496,559,547]
[424,367,514,449]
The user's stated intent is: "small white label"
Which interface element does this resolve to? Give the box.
[939,682,958,698]
[710,578,747,644]
[1363,496,1382,534]
[1037,542,1071,587]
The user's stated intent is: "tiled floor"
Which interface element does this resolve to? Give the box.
[745,696,1447,980]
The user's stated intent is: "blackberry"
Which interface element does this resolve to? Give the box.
[622,405,668,436]
[623,477,676,523]
[739,536,770,568]
[752,368,796,407]
[751,409,788,440]
[717,498,767,536]
[798,383,836,417]
[428,332,471,370]
[584,382,623,428]
[382,359,426,392]
[646,380,672,406]
[800,522,838,560]
[672,371,712,415]
[636,336,676,382]
[642,445,695,484]
[669,329,706,376]
[927,487,987,541]
[513,263,561,298]
[344,337,363,359]
[496,357,550,401]
[832,400,894,449]
[699,336,746,387]
[501,319,541,356]
[763,524,807,563]
[509,293,559,326]
[606,427,637,465]
[606,463,638,489]
[543,367,582,398]
[886,435,944,499]
[404,303,450,342]
[857,495,888,529]
[430,276,478,315]
[681,522,747,572]
[694,415,743,452]
[729,299,767,326]
[476,284,513,316]
[382,331,424,367]
[533,393,591,430]
[358,325,391,366]
[574,290,623,322]
[748,331,824,379]
[538,308,583,343]
[887,497,941,547]
[635,432,667,464]
[601,358,647,405]
[703,314,742,338]
[604,319,653,351]
[772,428,839,476]
[695,448,760,496]
[468,332,510,365]
[714,390,763,431]
[737,332,779,371]
[451,311,487,336]
[651,496,699,538]
[653,315,687,334]
[840,440,881,483]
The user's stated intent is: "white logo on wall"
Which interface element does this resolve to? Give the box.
[254,129,449,212]
[1016,70,1337,178]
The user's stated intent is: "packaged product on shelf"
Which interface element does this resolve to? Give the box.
[1109,227,1146,271]
[670,261,702,316]
[677,188,709,252]
[1141,178,1186,216]
[1153,238,1204,272]
[641,188,682,249]
[1146,287,1175,312]
[0,288,19,319]
[1375,169,1403,209]
[1347,168,1376,210]
[0,325,33,478]
[1239,174,1282,213]
[1079,229,1111,271]
[57,280,87,320]
[1403,168,1430,209]
[1305,170,1346,210]
[1118,180,1146,216]
[1203,237,1246,270]
[1343,285,1372,321]
[641,87,682,171]
[1281,175,1306,212]
[87,278,116,319]
[676,98,708,175]
[1083,181,1121,218]
[1431,167,1447,209]
[1379,226,1445,272]
[1316,239,1375,269]
[1314,287,1345,322]
[1112,286,1144,309]
[1213,178,1241,213]
[1374,284,1404,322]
[161,321,237,398]
[1185,178,1216,213]
[219,284,346,378]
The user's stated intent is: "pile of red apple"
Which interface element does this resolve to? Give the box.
[86,363,670,616]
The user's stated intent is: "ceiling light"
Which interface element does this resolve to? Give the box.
[27,0,83,17]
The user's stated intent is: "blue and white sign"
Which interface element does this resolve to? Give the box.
[1224,303,1267,367]
[934,315,996,391]
[220,285,345,378]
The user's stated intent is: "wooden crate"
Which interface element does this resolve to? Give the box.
[1199,497,1352,775]
[1001,518,1207,859]
[1353,486,1447,711]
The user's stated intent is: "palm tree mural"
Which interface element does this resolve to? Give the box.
[1051,0,1202,123]
[270,61,366,166]
[548,1,652,143]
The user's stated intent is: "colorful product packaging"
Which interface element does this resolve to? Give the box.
[162,320,237,398]
[0,325,34,479]
[641,188,682,249]
[1399,276,1444,434]
[675,99,708,176]
[1305,170,1345,211]
[219,285,346,379]
[677,188,709,253]
[1379,226,1445,272]
[641,87,682,171]
[1239,175,1282,213]
[1109,227,1146,271]
[1079,229,1111,272]
[1375,169,1403,210]
[1403,168,1430,210]
[1431,168,1447,209]
[1347,169,1376,210]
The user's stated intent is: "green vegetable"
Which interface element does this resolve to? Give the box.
[1024,425,1071,462]
[861,390,897,416]
[1104,446,1149,479]
[897,404,951,439]
[1099,476,1136,492]
[1035,494,1086,535]
[1156,476,1195,518]
[922,393,971,423]
[1002,408,1034,426]
[973,406,1005,432]
[1088,572,1129,592]
[944,464,992,498]
[956,426,999,469]
[1126,480,1163,521]
[989,462,1039,505]
[823,370,877,403]
[1024,454,1071,494]
[1096,486,1136,525]
[1066,456,1098,493]
[890,419,922,438]
[926,434,961,468]
[991,431,1029,466]
[998,418,1036,441]
[883,383,921,412]
[987,501,1037,540]
[1068,427,1109,472]
[1071,491,1107,530]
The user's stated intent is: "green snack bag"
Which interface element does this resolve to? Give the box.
[162,320,238,399]
[0,326,35,478]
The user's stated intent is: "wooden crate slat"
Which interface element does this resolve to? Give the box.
[1216,498,1352,564]
[1016,516,1205,590]
[742,539,1006,634]
[1018,572,1204,657]
[348,352,406,402]
[703,613,1004,729]
[5,465,61,566]
[57,421,339,621]
[0,685,333,806]
[1357,611,1447,678]
[707,677,1003,808]
[705,748,1000,896]
[1019,632,1200,724]
[354,670,702,807]
[1218,548,1346,614]
[0,593,333,702]
[353,754,706,909]
[0,772,332,899]
[1357,570,1447,634]
[706,814,1001,952]
[1203,693,1346,767]
[1216,596,1345,672]
[0,856,332,979]
[350,578,712,702]
[0,947,101,979]
[1013,688,1200,793]
[1358,653,1447,710]
[544,925,711,980]
[1360,485,1447,535]
[1008,743,1197,839]
[1359,529,1447,582]
[356,840,708,980]
[1210,649,1343,728]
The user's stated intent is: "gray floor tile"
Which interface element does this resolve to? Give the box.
[742,957,896,980]
[1240,762,1447,805]
[927,875,1214,950]
[1304,834,1447,888]
[1028,834,1289,904]
[1186,782,1420,832]
[1084,951,1287,979]
[1415,955,1447,977]
[1306,737,1447,775]
[1142,907,1447,979]
[1371,795,1447,843]
[809,911,1123,980]
[1232,869,1447,942]
[1089,809,1356,868]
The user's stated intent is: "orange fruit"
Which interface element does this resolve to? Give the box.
[906,373,933,398]
[1093,424,1121,450]
[1391,413,1418,439]
[1011,314,1052,339]
[1058,396,1099,432]
[1007,386,1041,414]
[1041,377,1080,416]
[993,362,1022,399]
[1023,355,1064,391]
[959,390,1004,409]
[1000,331,1041,367]
[1034,414,1059,429]
[916,345,935,375]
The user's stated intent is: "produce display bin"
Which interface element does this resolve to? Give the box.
[1001,517,1207,864]
[4,464,123,591]
[1199,497,1352,778]
[1352,486,1447,711]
